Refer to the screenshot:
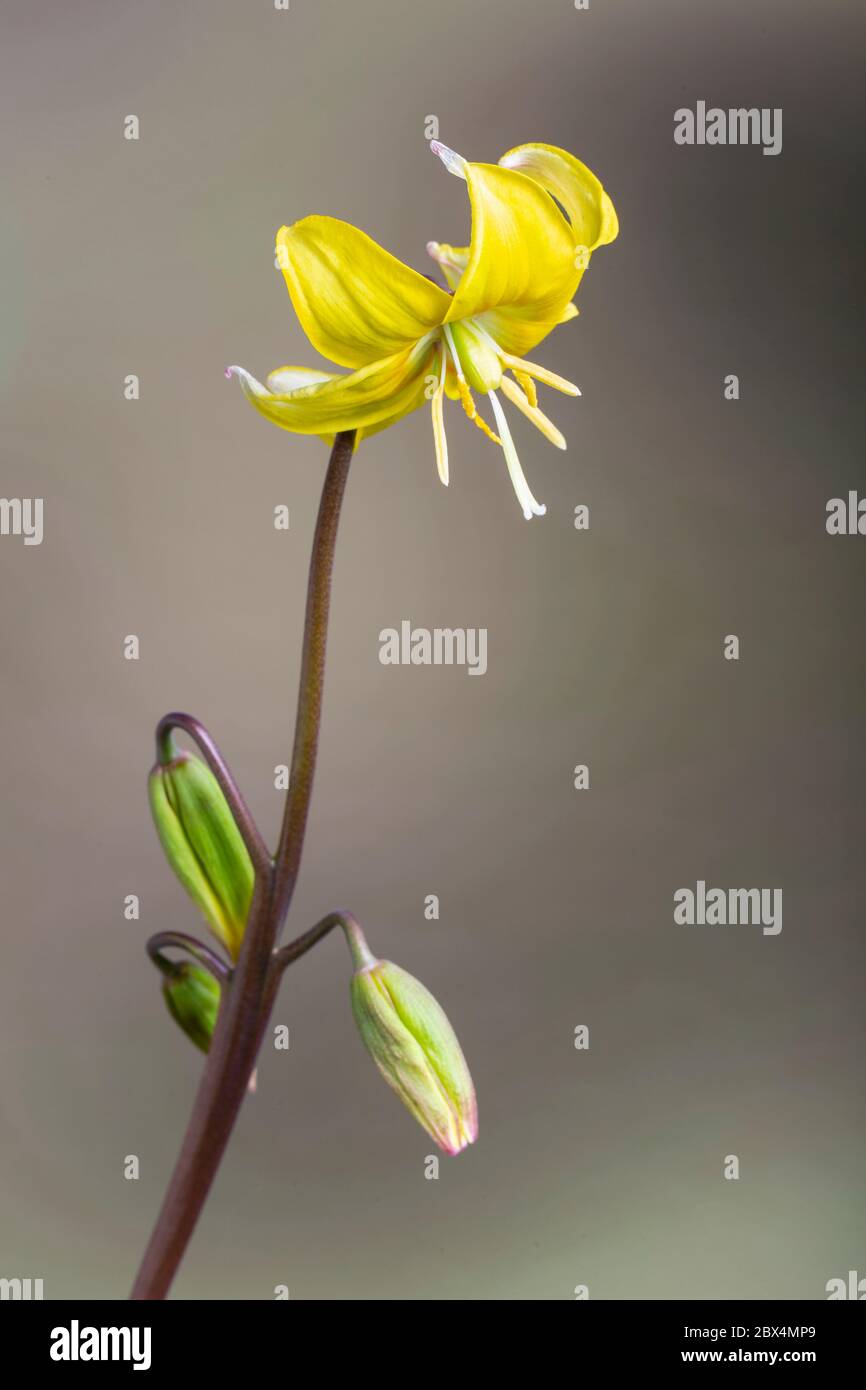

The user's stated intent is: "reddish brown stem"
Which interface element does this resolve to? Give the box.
[130,430,355,1300]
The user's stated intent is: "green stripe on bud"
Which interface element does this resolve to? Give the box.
[162,962,221,1054]
[345,922,477,1155]
[148,752,255,960]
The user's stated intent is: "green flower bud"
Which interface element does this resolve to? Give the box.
[162,962,221,1054]
[148,751,254,959]
[346,923,477,1155]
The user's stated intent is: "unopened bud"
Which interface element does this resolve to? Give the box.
[162,962,221,1054]
[345,921,477,1155]
[148,751,254,959]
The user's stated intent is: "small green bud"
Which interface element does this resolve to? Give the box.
[346,923,477,1155]
[162,962,221,1054]
[148,751,254,959]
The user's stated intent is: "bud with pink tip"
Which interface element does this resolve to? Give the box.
[344,919,477,1155]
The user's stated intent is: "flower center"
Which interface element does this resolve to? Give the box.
[446,320,502,394]
[435,323,550,520]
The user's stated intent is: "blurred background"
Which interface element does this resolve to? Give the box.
[1,0,864,1299]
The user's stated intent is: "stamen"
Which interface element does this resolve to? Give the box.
[431,347,449,486]
[430,140,468,180]
[487,391,547,521]
[457,376,476,420]
[472,324,581,397]
[511,369,537,409]
[444,323,501,444]
[500,350,581,397]
[499,376,566,450]
[442,323,463,378]
[458,379,501,443]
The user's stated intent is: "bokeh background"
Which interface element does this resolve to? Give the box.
[1,0,864,1300]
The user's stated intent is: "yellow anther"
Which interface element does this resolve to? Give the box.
[512,370,537,409]
[472,413,502,445]
[457,377,500,443]
[457,376,476,418]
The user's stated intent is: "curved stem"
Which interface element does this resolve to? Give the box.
[272,430,356,928]
[147,932,233,986]
[131,430,355,1300]
[131,871,274,1300]
[155,711,272,878]
[273,909,354,976]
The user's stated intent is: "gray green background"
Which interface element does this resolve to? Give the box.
[1,0,864,1299]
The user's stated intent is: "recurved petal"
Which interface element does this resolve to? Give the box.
[266,364,407,446]
[226,338,435,436]
[266,365,338,392]
[443,161,579,335]
[430,245,580,344]
[427,240,469,293]
[475,304,574,358]
[321,387,436,447]
[470,282,577,358]
[277,216,452,369]
[499,143,619,252]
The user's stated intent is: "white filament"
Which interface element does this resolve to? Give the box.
[487,391,547,520]
[442,323,465,380]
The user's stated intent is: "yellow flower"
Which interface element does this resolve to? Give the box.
[227,142,617,519]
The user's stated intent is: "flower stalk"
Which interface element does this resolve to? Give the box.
[130,429,356,1300]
